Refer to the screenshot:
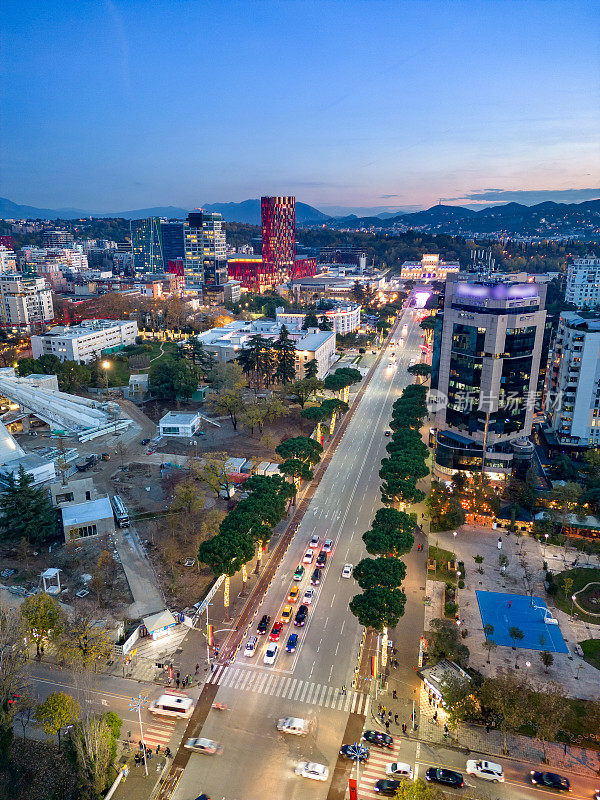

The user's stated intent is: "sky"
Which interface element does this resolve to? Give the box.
[1,0,599,213]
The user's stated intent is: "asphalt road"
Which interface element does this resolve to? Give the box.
[172,309,428,800]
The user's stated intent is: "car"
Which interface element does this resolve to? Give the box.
[374,780,401,796]
[385,762,413,779]
[363,730,393,748]
[339,744,369,762]
[425,768,464,788]
[384,430,392,436]
[101,452,110,461]
[316,550,327,568]
[244,636,258,657]
[530,771,570,791]
[141,438,151,446]
[311,568,322,585]
[257,614,271,635]
[293,565,305,581]
[302,588,315,605]
[303,549,314,564]
[277,717,308,735]
[309,534,320,548]
[466,760,504,783]
[286,633,299,652]
[193,795,211,800]
[294,762,329,781]
[294,604,308,626]
[342,563,353,578]
[184,737,223,755]
[280,605,293,623]
[263,644,278,665]
[288,586,300,602]
[323,538,334,553]
[270,622,283,641]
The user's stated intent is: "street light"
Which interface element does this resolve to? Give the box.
[571,594,577,617]
[128,693,149,776]
[543,532,549,557]
[102,360,111,391]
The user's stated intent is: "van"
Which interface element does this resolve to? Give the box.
[277,716,309,735]
[149,692,194,718]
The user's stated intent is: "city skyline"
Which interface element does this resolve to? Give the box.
[2,0,598,212]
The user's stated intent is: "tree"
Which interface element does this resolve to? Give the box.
[191,452,235,498]
[393,778,447,799]
[440,675,477,729]
[35,691,80,750]
[426,480,465,532]
[0,603,28,764]
[407,362,431,381]
[59,609,113,671]
[170,478,205,517]
[148,358,200,400]
[481,671,532,754]
[207,387,246,430]
[68,710,120,799]
[509,625,524,649]
[273,325,296,384]
[483,623,496,664]
[530,682,569,763]
[351,280,365,304]
[318,314,333,331]
[304,358,319,379]
[426,618,469,667]
[353,557,406,591]
[57,361,92,393]
[349,586,406,631]
[207,361,246,391]
[362,507,415,557]
[302,311,319,329]
[278,458,313,490]
[420,316,437,332]
[0,464,57,544]
[286,377,323,408]
[198,530,255,618]
[20,593,64,658]
[381,476,426,506]
[275,436,323,466]
[540,650,554,674]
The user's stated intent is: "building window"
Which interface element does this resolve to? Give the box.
[68,523,98,540]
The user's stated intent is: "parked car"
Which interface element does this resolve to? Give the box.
[466,760,504,783]
[530,771,570,791]
[141,438,151,446]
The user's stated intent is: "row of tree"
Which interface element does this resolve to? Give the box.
[237,326,298,389]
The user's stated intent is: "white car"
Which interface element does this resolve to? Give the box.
[302,588,315,605]
[386,762,413,779]
[303,549,314,564]
[295,761,329,781]
[342,563,353,578]
[263,643,278,665]
[309,534,320,548]
[466,760,504,783]
[277,716,309,735]
[323,538,334,553]
[184,737,222,755]
[244,635,258,657]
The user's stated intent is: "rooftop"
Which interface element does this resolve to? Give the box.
[40,319,134,339]
[159,411,202,425]
[61,496,113,526]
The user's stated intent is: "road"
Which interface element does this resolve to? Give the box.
[172,308,428,800]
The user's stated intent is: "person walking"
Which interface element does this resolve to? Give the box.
[392,689,398,700]
[195,663,200,675]
[385,720,390,732]
[433,710,438,723]
[394,713,399,725]
[402,723,407,734]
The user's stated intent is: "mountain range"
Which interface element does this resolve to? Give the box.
[1,196,599,236]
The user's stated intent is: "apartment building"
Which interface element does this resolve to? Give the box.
[275,302,361,334]
[0,274,54,331]
[565,257,600,309]
[31,319,138,363]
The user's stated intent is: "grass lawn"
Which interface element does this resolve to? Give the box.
[580,638,600,670]
[551,567,600,624]
[429,545,457,584]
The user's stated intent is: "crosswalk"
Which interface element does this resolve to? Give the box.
[208,665,371,715]
[134,716,177,750]
[355,736,412,799]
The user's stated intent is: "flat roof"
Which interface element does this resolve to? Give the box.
[297,331,336,350]
[143,609,177,632]
[40,320,133,339]
[159,411,202,425]
[61,496,113,526]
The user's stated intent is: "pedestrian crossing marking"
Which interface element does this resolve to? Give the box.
[355,729,407,799]
[207,666,370,714]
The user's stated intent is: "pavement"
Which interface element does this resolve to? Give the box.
[114,524,166,618]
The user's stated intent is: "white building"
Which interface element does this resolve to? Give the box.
[565,257,600,309]
[0,274,54,331]
[20,247,88,274]
[546,312,600,446]
[159,411,203,437]
[31,319,138,363]
[399,254,460,282]
[196,319,336,379]
[275,302,361,334]
[0,246,17,274]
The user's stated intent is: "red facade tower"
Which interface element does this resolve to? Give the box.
[261,196,295,280]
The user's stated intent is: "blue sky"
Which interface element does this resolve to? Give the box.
[2,0,599,212]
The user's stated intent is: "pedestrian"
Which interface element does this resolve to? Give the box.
[402,723,407,734]
[385,720,390,732]
[388,711,392,721]
[428,695,432,705]
[147,749,152,761]
[195,663,200,675]
[508,600,512,609]
[433,711,438,723]
[156,744,160,754]
[139,740,143,750]
[176,678,180,689]
[176,671,180,680]
[382,705,386,715]
[394,714,399,725]
[165,747,171,758]
[392,689,397,700]
[444,723,449,734]
[393,647,397,656]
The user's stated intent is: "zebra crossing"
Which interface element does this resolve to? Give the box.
[355,737,412,799]
[208,665,370,715]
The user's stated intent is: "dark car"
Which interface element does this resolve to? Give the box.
[269,622,283,641]
[362,730,393,748]
[374,779,401,796]
[311,568,322,586]
[339,744,369,762]
[285,633,298,653]
[141,438,151,446]
[257,614,271,635]
[426,768,464,788]
[316,551,327,568]
[294,604,308,627]
[530,771,570,791]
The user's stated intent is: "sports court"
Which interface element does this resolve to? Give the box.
[476,590,569,654]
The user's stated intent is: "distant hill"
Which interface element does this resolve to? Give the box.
[202,199,331,224]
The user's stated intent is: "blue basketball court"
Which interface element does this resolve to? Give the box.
[476,591,569,654]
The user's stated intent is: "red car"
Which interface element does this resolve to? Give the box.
[269,622,283,641]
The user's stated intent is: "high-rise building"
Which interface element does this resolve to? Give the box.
[0,274,54,331]
[130,218,163,274]
[261,196,295,278]
[565,257,600,309]
[545,312,600,448]
[43,229,73,248]
[431,273,546,481]
[160,221,185,271]
[0,246,17,274]
[184,211,227,294]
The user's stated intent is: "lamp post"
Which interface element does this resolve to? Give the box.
[102,360,111,391]
[543,532,549,557]
[571,594,577,617]
[128,693,149,776]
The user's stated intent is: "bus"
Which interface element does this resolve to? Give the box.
[111,495,129,528]
[149,691,195,719]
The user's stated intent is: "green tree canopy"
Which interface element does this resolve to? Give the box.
[426,618,469,667]
[286,377,324,408]
[21,593,64,657]
[407,363,431,378]
[149,358,200,400]
[0,465,57,544]
[302,312,319,329]
[34,691,80,750]
[353,557,406,591]
[274,325,297,384]
[198,529,255,577]
[304,358,319,379]
[278,458,313,483]
[275,436,323,465]
[349,586,406,631]
[362,525,415,558]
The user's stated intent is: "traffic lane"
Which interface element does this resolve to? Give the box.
[173,685,346,800]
